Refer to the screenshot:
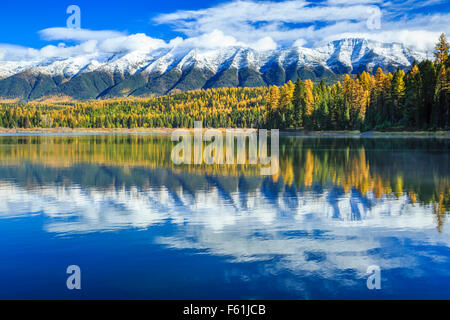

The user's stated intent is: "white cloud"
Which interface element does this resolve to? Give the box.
[321,30,444,52]
[39,27,126,42]
[0,44,35,61]
[153,0,449,50]
[251,36,278,51]
[174,29,244,49]
[153,0,382,46]
[293,39,307,47]
[0,33,171,64]
[0,41,97,62]
[97,33,168,53]
[1,29,272,68]
[327,0,383,4]
[0,0,447,66]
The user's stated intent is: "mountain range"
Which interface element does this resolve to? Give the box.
[0,38,433,101]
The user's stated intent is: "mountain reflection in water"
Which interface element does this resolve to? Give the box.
[0,135,449,299]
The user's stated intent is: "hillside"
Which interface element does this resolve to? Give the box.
[0,38,432,101]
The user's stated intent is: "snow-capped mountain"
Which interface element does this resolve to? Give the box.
[0,38,433,100]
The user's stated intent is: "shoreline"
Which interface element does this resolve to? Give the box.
[0,127,449,138]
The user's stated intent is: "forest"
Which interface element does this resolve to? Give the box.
[0,34,448,131]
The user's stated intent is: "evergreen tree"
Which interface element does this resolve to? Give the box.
[403,63,422,127]
[318,100,330,130]
[434,65,449,128]
[292,78,306,128]
[419,60,437,127]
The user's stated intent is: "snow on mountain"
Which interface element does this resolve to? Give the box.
[0,60,34,79]
[0,38,431,80]
[0,38,434,100]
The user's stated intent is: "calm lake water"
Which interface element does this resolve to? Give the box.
[0,134,449,299]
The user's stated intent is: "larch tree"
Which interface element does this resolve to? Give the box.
[434,33,449,67]
[403,63,422,127]
[391,68,406,124]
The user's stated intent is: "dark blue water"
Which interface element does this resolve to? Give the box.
[0,135,449,299]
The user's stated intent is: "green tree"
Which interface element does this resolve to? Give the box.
[419,60,437,127]
[403,63,422,127]
[292,78,306,127]
[434,65,449,128]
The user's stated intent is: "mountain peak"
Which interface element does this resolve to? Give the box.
[0,38,433,100]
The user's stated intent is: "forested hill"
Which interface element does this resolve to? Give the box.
[0,35,449,131]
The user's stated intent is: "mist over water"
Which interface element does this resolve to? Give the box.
[0,135,449,299]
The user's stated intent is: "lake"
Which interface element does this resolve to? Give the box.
[0,134,449,299]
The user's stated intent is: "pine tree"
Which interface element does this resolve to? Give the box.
[371,68,386,127]
[292,78,306,128]
[382,73,393,127]
[333,81,347,129]
[318,100,330,130]
[419,60,437,127]
[434,65,449,128]
[328,84,339,129]
[447,66,450,127]
[403,63,422,127]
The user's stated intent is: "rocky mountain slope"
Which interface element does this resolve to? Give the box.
[0,38,432,100]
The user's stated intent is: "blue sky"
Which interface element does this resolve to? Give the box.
[0,0,202,47]
[0,0,449,61]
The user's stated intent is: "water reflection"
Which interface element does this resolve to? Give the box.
[0,135,449,299]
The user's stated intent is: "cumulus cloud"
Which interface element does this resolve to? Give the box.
[321,30,445,52]
[293,39,307,47]
[153,0,449,50]
[0,33,170,63]
[326,0,383,4]
[153,0,381,46]
[0,29,277,66]
[251,37,278,51]
[174,29,244,49]
[0,0,448,65]
[97,33,168,53]
[168,30,278,51]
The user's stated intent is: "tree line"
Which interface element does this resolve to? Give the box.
[0,34,448,131]
[266,33,450,130]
